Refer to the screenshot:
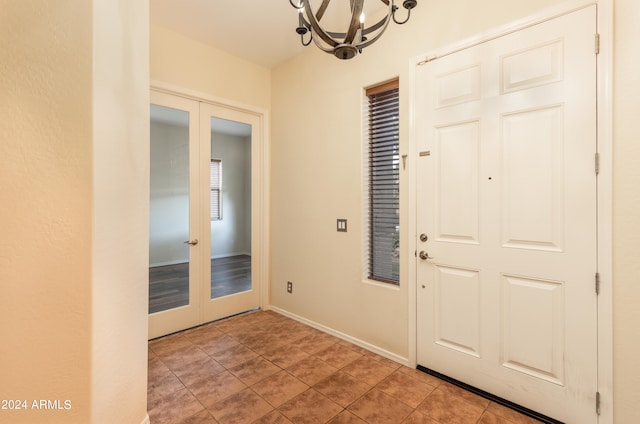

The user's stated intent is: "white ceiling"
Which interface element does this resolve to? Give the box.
[150,0,391,68]
[150,0,307,68]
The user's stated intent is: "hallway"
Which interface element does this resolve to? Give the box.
[148,310,539,423]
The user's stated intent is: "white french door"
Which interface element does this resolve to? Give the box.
[149,90,262,339]
[415,6,598,423]
[199,102,261,324]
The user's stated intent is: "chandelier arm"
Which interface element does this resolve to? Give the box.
[311,33,339,53]
[302,0,340,48]
[300,31,313,46]
[392,7,412,24]
[362,15,389,35]
[356,2,393,49]
[316,0,331,21]
[289,0,303,9]
[344,0,364,44]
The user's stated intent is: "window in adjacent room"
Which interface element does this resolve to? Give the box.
[210,158,222,220]
[365,79,400,285]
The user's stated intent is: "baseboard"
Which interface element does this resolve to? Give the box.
[140,413,150,424]
[211,252,251,259]
[149,259,187,268]
[268,306,409,367]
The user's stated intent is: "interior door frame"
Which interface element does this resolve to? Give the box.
[406,0,613,422]
[150,80,271,328]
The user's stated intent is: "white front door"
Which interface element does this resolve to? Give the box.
[415,6,597,422]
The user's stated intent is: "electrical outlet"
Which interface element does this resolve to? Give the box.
[287,281,293,294]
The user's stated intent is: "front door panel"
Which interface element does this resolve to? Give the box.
[415,6,597,422]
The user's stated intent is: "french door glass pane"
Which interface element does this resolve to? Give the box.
[149,104,190,313]
[209,117,252,299]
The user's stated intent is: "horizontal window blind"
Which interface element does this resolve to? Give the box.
[210,159,222,220]
[366,80,400,284]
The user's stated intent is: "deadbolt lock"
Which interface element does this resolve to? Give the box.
[419,233,428,242]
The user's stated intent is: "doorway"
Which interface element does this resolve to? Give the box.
[149,89,265,339]
[413,5,598,422]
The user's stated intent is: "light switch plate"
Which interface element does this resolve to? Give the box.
[337,219,347,232]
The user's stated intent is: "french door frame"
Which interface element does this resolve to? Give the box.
[149,82,270,338]
[406,0,612,422]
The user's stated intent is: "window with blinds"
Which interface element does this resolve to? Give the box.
[210,159,222,220]
[365,79,400,284]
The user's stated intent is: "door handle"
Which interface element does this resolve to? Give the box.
[419,251,433,260]
[183,239,198,246]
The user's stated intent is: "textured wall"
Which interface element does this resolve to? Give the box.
[0,2,93,422]
[0,1,149,423]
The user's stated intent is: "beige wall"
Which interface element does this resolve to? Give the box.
[271,0,640,422]
[0,1,149,423]
[612,0,640,422]
[91,0,150,423]
[0,2,93,422]
[150,24,271,110]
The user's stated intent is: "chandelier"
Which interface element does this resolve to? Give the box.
[290,0,418,60]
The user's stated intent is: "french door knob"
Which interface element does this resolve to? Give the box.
[183,239,198,246]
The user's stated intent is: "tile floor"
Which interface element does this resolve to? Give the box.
[148,310,541,424]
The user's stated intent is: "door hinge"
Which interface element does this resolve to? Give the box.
[595,272,601,295]
[595,33,600,55]
[595,153,600,175]
[596,391,601,415]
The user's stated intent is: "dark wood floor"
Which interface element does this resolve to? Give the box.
[149,255,251,314]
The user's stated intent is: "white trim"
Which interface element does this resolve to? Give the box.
[210,252,252,260]
[151,80,268,118]
[407,1,613,423]
[149,259,188,268]
[268,306,410,367]
[140,414,150,424]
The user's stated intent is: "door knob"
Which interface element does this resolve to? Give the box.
[419,251,433,260]
[419,233,428,242]
[183,239,198,246]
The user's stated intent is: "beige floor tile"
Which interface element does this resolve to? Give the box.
[326,410,368,424]
[228,356,281,386]
[313,344,364,369]
[176,409,219,424]
[148,388,204,424]
[347,388,414,424]
[313,371,372,408]
[486,403,542,424]
[416,386,486,424]
[286,355,338,386]
[147,311,550,424]
[341,355,397,386]
[188,371,247,409]
[251,370,309,408]
[172,355,226,387]
[278,389,343,424]
[375,369,436,408]
[208,387,273,424]
[209,342,259,368]
[253,409,294,424]
[262,344,310,369]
